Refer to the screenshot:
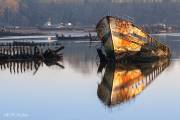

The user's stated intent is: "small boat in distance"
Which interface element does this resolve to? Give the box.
[96,16,171,62]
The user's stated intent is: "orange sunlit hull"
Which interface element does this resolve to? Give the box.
[96,16,148,59]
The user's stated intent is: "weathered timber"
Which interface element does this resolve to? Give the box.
[0,42,64,60]
[96,16,171,62]
[0,42,65,74]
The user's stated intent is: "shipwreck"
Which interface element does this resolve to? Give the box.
[0,42,64,72]
[96,16,171,62]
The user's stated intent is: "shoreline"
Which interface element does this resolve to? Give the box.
[0,27,96,37]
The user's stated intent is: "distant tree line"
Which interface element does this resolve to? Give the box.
[0,0,180,26]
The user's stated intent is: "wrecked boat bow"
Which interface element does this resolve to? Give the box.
[96,16,171,62]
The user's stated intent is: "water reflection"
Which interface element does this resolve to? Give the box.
[0,35,180,120]
[0,59,64,75]
[97,59,170,107]
[0,41,65,75]
[63,42,98,74]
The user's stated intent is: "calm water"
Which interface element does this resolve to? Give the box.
[0,34,179,120]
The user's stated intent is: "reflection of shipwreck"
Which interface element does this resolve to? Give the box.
[0,42,64,74]
[96,16,171,62]
[97,59,170,107]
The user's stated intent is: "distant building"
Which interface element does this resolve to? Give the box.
[44,18,52,27]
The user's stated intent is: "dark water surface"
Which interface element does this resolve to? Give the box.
[0,34,179,120]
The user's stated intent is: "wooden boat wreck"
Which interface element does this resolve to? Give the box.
[96,16,171,62]
[56,33,97,41]
[0,42,65,74]
[0,42,64,61]
[97,58,170,107]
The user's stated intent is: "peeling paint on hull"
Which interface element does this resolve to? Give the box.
[96,16,171,61]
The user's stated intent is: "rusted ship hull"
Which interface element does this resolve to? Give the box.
[96,16,170,62]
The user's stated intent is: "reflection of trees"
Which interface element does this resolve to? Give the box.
[97,58,170,107]
[64,43,98,74]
